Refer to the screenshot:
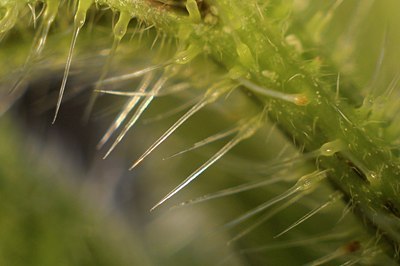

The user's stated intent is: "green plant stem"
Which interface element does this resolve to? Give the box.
[100,0,400,254]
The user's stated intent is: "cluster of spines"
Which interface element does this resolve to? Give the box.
[2,0,400,264]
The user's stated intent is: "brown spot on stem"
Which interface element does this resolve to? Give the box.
[344,241,361,253]
[294,94,309,106]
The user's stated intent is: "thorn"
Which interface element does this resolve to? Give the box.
[240,230,353,254]
[97,64,164,86]
[150,112,265,211]
[173,173,291,210]
[229,193,304,244]
[305,240,361,266]
[82,11,132,123]
[53,0,93,123]
[239,78,310,106]
[143,96,199,125]
[274,191,343,238]
[129,82,233,170]
[224,170,329,228]
[93,90,154,97]
[103,74,167,159]
[165,126,238,160]
[10,0,59,93]
[97,72,153,150]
